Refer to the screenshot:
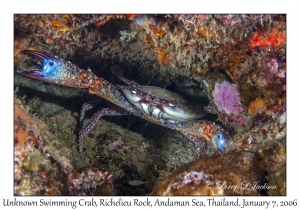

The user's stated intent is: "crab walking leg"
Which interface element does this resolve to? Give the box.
[182,132,207,157]
[80,98,102,123]
[78,107,131,152]
[181,132,207,158]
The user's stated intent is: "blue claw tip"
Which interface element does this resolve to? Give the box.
[18,50,63,79]
[38,57,61,78]
[213,133,228,151]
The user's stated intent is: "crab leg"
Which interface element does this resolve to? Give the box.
[80,98,102,123]
[181,133,207,158]
[167,120,228,152]
[17,50,141,114]
[78,107,131,152]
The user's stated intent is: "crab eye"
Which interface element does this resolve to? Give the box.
[49,61,54,66]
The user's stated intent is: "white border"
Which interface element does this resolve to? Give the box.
[2,1,298,209]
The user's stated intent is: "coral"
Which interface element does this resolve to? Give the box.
[212,80,243,115]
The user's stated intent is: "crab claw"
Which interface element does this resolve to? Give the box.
[17,50,90,88]
[210,128,230,153]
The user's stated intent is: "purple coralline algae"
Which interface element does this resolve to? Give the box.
[212,81,243,115]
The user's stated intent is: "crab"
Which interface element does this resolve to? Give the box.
[112,67,204,124]
[17,50,229,157]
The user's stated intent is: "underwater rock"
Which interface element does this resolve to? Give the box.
[14,99,68,195]
[150,150,285,196]
[68,167,114,196]
[14,98,114,196]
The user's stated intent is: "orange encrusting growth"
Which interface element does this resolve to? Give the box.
[149,24,165,38]
[124,14,138,19]
[249,29,286,49]
[240,138,248,150]
[248,98,264,115]
[198,27,216,38]
[204,125,212,140]
[14,103,32,147]
[50,19,70,31]
[157,53,172,66]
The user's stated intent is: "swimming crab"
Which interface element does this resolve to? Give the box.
[17,50,229,157]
